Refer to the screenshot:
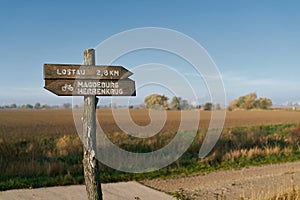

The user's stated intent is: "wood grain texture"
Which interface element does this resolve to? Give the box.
[82,49,103,200]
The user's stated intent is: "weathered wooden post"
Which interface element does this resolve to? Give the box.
[43,48,136,200]
[82,49,102,200]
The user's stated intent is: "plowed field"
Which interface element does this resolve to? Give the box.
[0,109,300,140]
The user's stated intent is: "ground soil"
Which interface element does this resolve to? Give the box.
[1,109,300,140]
[142,161,300,199]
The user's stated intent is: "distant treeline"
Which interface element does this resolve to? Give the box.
[144,92,273,111]
[0,103,72,110]
[1,96,216,110]
[1,92,274,111]
[144,94,221,110]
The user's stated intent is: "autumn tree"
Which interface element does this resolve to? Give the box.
[144,94,169,109]
[242,92,257,109]
[228,92,272,110]
[228,99,239,111]
[256,97,272,109]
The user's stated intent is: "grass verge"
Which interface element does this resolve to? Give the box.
[0,123,300,191]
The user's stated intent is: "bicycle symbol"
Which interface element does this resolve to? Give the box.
[62,84,74,92]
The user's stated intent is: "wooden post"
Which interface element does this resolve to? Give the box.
[82,49,103,200]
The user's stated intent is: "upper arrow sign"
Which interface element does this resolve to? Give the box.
[44,64,133,80]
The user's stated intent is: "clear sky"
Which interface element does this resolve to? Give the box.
[0,0,299,106]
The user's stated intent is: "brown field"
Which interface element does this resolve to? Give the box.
[0,109,300,140]
[1,108,300,196]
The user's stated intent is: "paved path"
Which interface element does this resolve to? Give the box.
[0,181,175,200]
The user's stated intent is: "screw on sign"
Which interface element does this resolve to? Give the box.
[43,49,136,200]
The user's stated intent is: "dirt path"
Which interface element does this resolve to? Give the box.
[142,161,300,200]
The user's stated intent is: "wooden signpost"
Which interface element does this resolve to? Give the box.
[43,49,136,200]
[44,64,136,96]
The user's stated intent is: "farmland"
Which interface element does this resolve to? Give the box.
[1,109,300,140]
[0,108,300,197]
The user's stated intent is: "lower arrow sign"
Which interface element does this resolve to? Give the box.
[44,79,136,96]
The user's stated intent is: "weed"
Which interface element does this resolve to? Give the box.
[173,188,193,200]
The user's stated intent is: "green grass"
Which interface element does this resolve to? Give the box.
[1,123,300,191]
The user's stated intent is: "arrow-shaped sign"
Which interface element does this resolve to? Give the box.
[44,79,136,96]
[44,64,133,80]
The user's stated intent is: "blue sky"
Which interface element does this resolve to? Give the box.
[0,0,299,106]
